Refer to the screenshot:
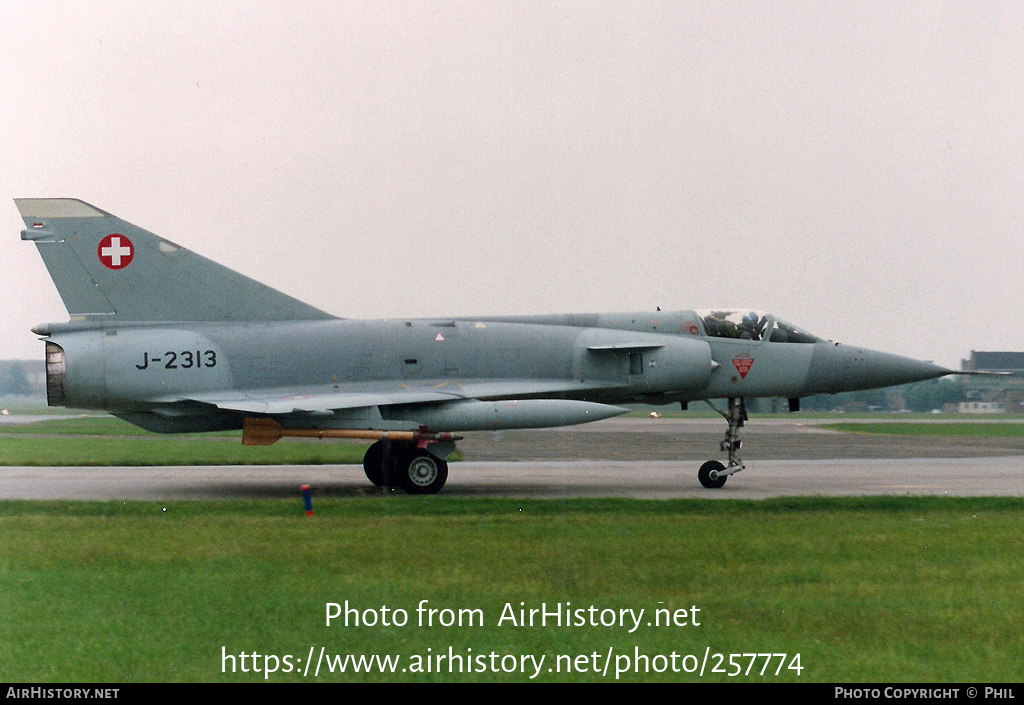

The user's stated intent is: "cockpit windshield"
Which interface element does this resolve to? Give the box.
[768,318,820,344]
[697,310,821,344]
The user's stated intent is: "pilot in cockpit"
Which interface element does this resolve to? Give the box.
[737,311,767,340]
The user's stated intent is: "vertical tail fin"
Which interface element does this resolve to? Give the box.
[16,198,335,323]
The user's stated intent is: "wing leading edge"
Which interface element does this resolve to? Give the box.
[173,377,630,435]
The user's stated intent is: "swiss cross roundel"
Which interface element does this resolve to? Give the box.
[97,234,134,270]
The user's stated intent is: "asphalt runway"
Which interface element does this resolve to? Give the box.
[2,417,1023,500]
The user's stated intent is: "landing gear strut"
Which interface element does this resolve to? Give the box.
[699,397,747,488]
[362,440,449,494]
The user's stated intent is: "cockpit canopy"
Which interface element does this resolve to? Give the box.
[696,310,821,344]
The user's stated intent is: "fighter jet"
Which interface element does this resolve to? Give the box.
[16,198,959,493]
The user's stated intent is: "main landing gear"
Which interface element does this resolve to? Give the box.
[362,440,450,494]
[698,397,747,489]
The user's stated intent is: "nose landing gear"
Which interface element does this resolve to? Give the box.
[699,397,747,488]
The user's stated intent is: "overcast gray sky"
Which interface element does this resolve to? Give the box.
[2,1,1021,368]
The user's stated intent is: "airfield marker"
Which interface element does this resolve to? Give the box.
[301,484,313,517]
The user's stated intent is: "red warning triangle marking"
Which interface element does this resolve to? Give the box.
[732,353,755,379]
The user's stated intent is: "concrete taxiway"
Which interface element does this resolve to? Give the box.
[1,456,1022,501]
[1,417,1022,500]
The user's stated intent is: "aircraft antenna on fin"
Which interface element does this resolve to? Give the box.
[15,198,336,323]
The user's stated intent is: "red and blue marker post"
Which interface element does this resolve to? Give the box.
[301,484,313,517]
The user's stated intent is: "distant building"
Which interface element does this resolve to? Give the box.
[961,352,1024,373]
[958,401,1007,414]
[959,351,1024,414]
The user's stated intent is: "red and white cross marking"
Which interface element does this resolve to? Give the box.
[97,234,134,270]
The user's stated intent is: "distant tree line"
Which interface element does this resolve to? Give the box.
[796,378,968,413]
[0,360,45,398]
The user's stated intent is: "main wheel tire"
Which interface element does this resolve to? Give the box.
[398,450,449,494]
[698,460,728,489]
[362,441,397,487]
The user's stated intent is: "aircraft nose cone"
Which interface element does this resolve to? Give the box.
[802,344,951,395]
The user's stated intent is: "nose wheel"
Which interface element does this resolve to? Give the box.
[698,460,728,489]
[699,397,747,488]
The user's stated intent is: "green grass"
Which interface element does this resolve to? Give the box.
[0,415,232,436]
[823,422,1024,437]
[0,435,367,466]
[2,414,1022,682]
[0,415,370,465]
[1,497,1022,683]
